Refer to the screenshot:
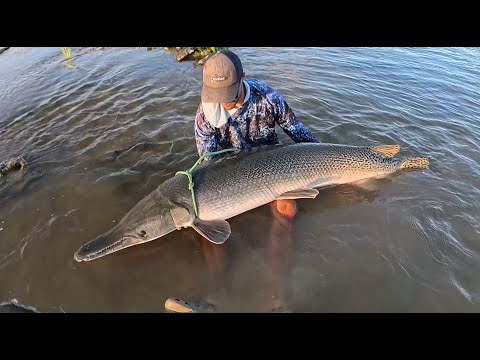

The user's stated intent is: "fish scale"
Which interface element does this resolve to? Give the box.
[160,143,427,221]
[74,142,429,262]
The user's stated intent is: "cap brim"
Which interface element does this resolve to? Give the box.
[201,81,240,103]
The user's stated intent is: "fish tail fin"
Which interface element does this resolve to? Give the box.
[399,157,429,170]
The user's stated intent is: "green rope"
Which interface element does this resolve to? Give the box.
[176,148,239,217]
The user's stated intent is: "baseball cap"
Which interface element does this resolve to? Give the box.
[201,50,243,103]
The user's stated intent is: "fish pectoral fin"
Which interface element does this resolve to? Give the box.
[276,188,319,200]
[370,145,400,158]
[191,219,231,244]
[307,176,341,189]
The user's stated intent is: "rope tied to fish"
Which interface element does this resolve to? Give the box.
[176,148,240,217]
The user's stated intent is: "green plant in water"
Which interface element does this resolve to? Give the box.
[61,47,71,60]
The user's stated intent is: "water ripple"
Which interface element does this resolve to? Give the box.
[1,47,480,311]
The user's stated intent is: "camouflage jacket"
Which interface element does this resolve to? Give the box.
[194,78,318,158]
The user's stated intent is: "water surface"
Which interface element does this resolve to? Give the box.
[1,47,479,312]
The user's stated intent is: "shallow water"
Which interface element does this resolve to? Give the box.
[1,47,479,312]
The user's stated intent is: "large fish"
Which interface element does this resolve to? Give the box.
[74,143,429,262]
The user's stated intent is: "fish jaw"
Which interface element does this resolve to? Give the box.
[74,192,181,262]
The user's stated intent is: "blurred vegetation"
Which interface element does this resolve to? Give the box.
[61,47,71,60]
[58,47,228,66]
[163,47,228,65]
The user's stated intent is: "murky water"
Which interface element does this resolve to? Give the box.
[1,47,479,312]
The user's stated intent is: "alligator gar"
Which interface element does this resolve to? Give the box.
[74,143,429,262]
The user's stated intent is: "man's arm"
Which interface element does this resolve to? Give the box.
[270,92,319,143]
[194,104,218,158]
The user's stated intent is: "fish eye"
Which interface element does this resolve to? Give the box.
[139,230,147,237]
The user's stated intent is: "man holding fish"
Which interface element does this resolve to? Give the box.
[195,49,319,220]
[193,49,319,310]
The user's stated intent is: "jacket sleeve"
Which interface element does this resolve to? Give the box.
[194,104,218,158]
[270,91,319,143]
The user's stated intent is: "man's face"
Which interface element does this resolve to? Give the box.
[220,82,241,110]
[220,99,238,110]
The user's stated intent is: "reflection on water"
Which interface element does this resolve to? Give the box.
[1,47,480,312]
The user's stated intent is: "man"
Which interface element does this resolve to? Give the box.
[194,49,319,219]
[192,50,318,311]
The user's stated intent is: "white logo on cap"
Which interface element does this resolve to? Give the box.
[210,76,228,82]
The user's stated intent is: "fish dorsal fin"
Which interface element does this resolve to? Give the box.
[276,188,319,200]
[191,219,231,244]
[370,145,400,158]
